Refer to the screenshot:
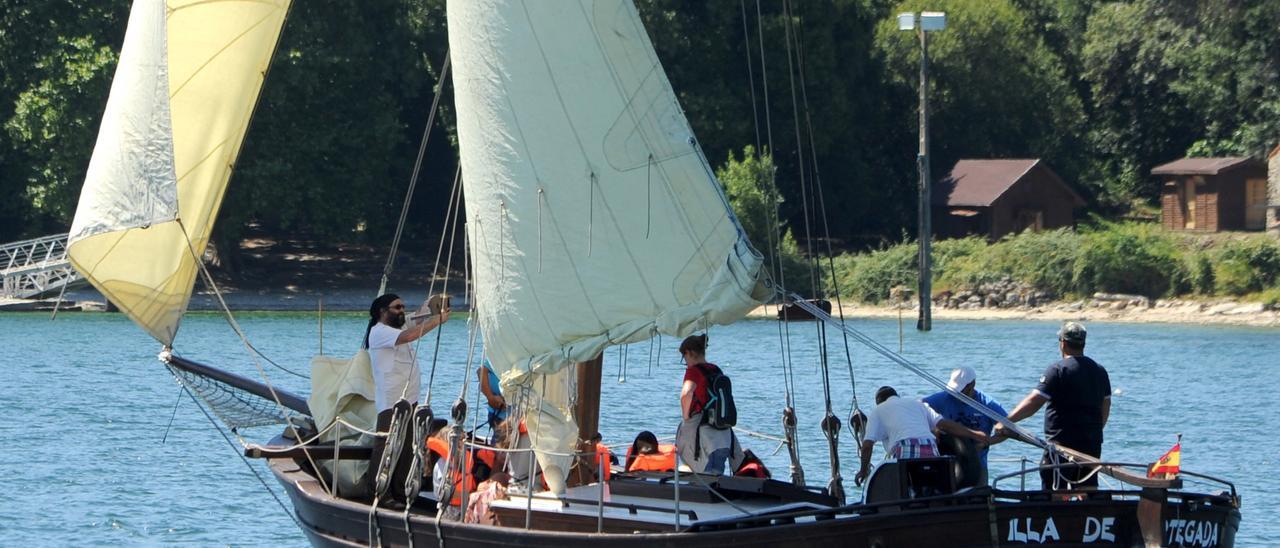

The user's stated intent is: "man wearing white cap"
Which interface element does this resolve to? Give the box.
[854,386,990,487]
[923,366,1007,473]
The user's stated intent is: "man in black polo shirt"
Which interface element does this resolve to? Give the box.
[999,322,1111,490]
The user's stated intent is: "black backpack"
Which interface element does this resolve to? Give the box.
[697,363,736,430]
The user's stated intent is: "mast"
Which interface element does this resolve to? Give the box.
[569,353,604,487]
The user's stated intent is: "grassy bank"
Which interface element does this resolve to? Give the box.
[825,222,1280,307]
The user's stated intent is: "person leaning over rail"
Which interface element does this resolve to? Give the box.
[364,292,450,505]
[923,366,1008,486]
[996,321,1111,491]
[854,386,990,487]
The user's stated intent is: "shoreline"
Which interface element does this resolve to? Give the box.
[747,298,1280,328]
[5,287,1277,327]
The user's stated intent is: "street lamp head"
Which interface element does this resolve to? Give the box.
[920,11,946,31]
[897,13,915,31]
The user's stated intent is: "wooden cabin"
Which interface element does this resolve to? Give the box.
[932,159,1084,240]
[1153,157,1268,232]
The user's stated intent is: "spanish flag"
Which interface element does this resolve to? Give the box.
[1147,439,1181,478]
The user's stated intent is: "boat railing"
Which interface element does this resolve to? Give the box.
[991,460,1238,503]
[459,437,694,532]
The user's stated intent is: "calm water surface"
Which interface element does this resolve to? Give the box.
[1,312,1274,545]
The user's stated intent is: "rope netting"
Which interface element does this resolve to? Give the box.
[165,363,298,431]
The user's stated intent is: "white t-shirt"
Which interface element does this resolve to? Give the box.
[368,322,420,412]
[864,395,942,455]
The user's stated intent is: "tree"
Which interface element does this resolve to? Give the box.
[717,145,815,296]
[875,0,1089,209]
[220,0,452,261]
[0,1,129,239]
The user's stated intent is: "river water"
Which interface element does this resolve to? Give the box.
[1,311,1273,546]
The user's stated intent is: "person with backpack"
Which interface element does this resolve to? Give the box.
[675,334,743,475]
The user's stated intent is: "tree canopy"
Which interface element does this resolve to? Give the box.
[1,0,1276,261]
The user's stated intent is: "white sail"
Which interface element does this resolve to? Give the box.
[449,0,767,491]
[68,0,291,346]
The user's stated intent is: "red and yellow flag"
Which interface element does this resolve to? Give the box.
[1147,442,1181,478]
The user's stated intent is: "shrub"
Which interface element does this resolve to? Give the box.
[935,229,1081,296]
[1071,223,1179,298]
[718,146,818,297]
[1172,251,1216,295]
[1213,238,1280,295]
[1259,286,1280,310]
[833,241,917,303]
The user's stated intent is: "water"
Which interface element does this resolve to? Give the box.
[2,311,1274,546]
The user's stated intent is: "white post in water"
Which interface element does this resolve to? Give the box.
[899,11,945,332]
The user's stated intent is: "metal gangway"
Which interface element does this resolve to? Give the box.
[0,233,80,300]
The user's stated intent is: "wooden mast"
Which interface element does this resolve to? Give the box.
[568,353,603,486]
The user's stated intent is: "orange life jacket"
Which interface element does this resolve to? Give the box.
[735,459,770,479]
[426,437,478,506]
[592,442,613,481]
[625,443,677,472]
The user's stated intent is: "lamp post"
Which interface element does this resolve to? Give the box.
[899,11,945,332]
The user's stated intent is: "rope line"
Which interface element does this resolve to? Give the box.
[786,294,1045,448]
[380,49,452,296]
[175,218,332,495]
[180,383,301,529]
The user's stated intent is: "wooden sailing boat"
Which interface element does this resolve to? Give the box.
[70,1,1241,546]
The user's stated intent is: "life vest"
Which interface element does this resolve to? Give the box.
[426,437,478,506]
[592,442,613,481]
[625,443,677,472]
[735,459,770,479]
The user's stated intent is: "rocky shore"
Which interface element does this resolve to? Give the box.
[748,292,1280,327]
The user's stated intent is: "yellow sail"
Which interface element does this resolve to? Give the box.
[68,0,291,345]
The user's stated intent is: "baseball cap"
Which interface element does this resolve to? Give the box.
[946,366,976,391]
[1058,321,1087,345]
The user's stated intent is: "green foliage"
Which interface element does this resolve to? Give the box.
[1259,287,1280,310]
[937,229,1081,297]
[717,146,816,296]
[1071,223,1180,297]
[1212,238,1280,295]
[826,222,1280,303]
[1081,0,1280,205]
[1177,252,1216,295]
[875,0,1088,203]
[831,241,917,304]
[3,35,116,224]
[0,0,1276,258]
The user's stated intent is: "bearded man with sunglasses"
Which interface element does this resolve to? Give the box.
[364,293,450,505]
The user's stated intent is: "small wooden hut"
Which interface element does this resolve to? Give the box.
[1152,157,1268,232]
[932,159,1084,240]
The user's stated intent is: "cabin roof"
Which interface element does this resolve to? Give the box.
[1150,157,1257,176]
[934,159,1081,207]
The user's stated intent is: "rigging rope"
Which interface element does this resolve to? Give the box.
[781,0,819,298]
[739,0,762,154]
[379,49,452,296]
[420,163,464,406]
[180,383,301,530]
[176,219,332,495]
[749,0,803,487]
[786,294,1047,450]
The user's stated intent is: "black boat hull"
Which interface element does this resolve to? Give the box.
[271,458,1239,547]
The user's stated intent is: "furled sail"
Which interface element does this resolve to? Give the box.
[68,0,291,346]
[449,0,768,491]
